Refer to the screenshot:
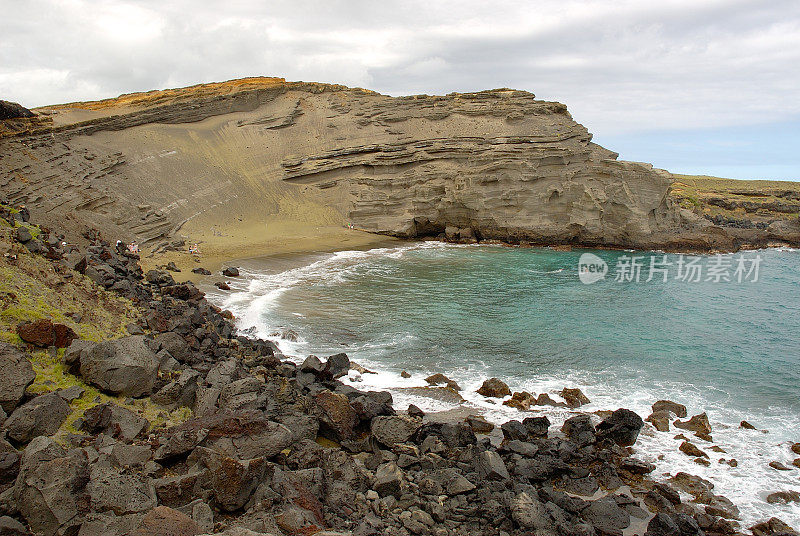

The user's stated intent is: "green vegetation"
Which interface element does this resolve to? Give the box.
[670,174,800,223]
[0,221,193,442]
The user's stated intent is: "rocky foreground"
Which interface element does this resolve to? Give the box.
[0,203,796,536]
[2,78,798,259]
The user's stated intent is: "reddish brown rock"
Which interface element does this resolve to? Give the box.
[314,390,358,441]
[16,319,77,349]
[674,412,712,435]
[425,373,461,391]
[646,410,672,432]
[680,441,709,459]
[133,506,199,536]
[477,378,511,398]
[652,400,687,418]
[503,391,535,411]
[559,387,590,408]
[16,319,53,347]
[534,393,566,407]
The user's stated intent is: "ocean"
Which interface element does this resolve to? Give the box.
[209,242,800,527]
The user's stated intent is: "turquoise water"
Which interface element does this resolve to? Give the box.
[214,243,800,526]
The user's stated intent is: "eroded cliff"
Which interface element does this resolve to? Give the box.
[1,77,797,252]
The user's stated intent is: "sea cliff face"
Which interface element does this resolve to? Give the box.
[0,77,797,251]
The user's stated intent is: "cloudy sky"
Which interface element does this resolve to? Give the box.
[2,0,798,180]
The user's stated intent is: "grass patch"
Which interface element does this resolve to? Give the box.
[0,220,195,442]
[28,349,194,442]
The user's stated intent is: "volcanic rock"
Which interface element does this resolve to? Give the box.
[4,392,71,443]
[477,377,511,398]
[0,343,35,413]
[78,335,159,397]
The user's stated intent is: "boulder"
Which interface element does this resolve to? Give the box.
[221,267,239,277]
[620,457,656,474]
[373,462,404,498]
[750,517,798,536]
[433,468,475,495]
[766,491,800,504]
[0,438,20,488]
[534,393,566,407]
[156,412,296,461]
[503,391,535,411]
[14,437,90,536]
[414,422,476,449]
[81,402,150,441]
[465,414,494,434]
[645,512,680,536]
[0,343,35,413]
[152,369,200,410]
[501,420,529,441]
[522,416,550,437]
[133,506,200,536]
[300,355,325,374]
[191,267,211,275]
[595,408,644,446]
[4,392,71,443]
[0,516,28,535]
[197,449,268,512]
[667,472,714,496]
[407,404,425,419]
[79,335,159,397]
[697,491,740,519]
[652,400,688,418]
[154,331,193,364]
[561,415,596,447]
[323,353,350,379]
[424,373,461,391]
[15,319,76,348]
[581,495,631,535]
[646,410,673,432]
[511,492,550,531]
[146,269,175,286]
[111,443,153,468]
[350,391,394,422]
[218,377,266,413]
[88,464,157,515]
[560,387,590,408]
[674,413,712,435]
[679,441,708,458]
[13,226,32,243]
[313,390,358,441]
[371,415,421,447]
[475,450,509,481]
[477,378,511,398]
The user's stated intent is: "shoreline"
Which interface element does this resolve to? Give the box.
[143,222,800,287]
[3,200,797,535]
[202,241,800,530]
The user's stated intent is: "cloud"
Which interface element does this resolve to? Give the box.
[1,0,799,140]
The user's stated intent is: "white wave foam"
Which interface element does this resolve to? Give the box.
[203,243,800,529]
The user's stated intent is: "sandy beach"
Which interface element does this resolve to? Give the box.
[142,219,400,282]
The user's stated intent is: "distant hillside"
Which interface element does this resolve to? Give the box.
[1,77,798,257]
[670,175,800,229]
